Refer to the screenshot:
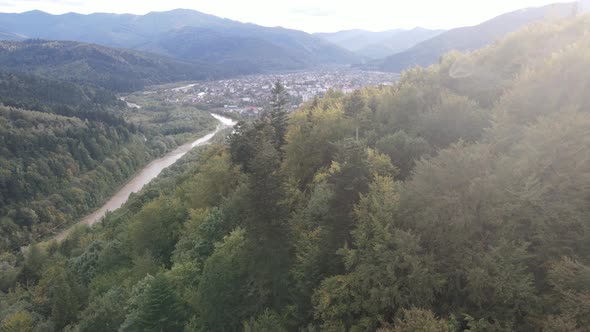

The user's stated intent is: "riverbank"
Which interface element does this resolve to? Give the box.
[53,114,236,242]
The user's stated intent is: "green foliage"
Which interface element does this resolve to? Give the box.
[32,262,84,330]
[380,309,453,332]
[132,274,187,332]
[122,92,217,145]
[283,106,353,187]
[243,309,288,332]
[75,286,127,332]
[0,253,18,292]
[173,208,227,266]
[179,148,244,210]
[270,80,289,150]
[4,14,590,332]
[544,257,590,329]
[196,228,254,331]
[376,130,431,179]
[0,68,216,252]
[18,245,46,285]
[1,311,33,332]
[0,106,152,250]
[128,197,188,266]
[0,40,215,92]
[314,176,442,331]
[69,240,104,284]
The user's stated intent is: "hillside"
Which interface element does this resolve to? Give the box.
[0,70,216,252]
[372,2,576,72]
[2,13,590,331]
[0,9,360,73]
[0,39,224,92]
[315,27,444,59]
[0,70,117,113]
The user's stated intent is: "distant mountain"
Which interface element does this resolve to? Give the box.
[315,28,444,59]
[357,28,445,59]
[372,2,576,72]
[0,39,225,92]
[314,29,403,52]
[0,9,360,74]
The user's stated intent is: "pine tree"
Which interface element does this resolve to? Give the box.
[270,80,289,151]
[50,269,81,330]
[136,274,186,332]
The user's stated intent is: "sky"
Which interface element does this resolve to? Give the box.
[0,0,572,32]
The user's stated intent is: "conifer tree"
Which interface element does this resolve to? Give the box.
[270,80,289,151]
[135,274,186,332]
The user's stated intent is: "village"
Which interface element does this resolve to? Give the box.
[152,69,399,116]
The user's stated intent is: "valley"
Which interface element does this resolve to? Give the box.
[1,1,590,331]
[54,113,236,242]
[126,69,399,117]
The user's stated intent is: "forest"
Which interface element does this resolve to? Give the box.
[0,71,216,252]
[2,15,590,331]
[0,40,224,92]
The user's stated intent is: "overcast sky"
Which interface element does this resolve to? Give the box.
[0,0,571,32]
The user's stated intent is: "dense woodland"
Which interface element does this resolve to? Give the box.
[2,15,590,331]
[0,40,225,92]
[0,71,216,252]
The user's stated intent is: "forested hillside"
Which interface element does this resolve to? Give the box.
[3,15,590,331]
[0,40,224,92]
[0,72,216,253]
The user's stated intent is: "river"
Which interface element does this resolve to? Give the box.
[53,113,236,242]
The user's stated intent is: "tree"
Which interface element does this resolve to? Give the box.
[229,120,274,173]
[1,311,33,332]
[76,286,127,332]
[417,93,488,149]
[314,176,442,330]
[376,130,431,180]
[243,309,287,332]
[290,183,337,325]
[282,106,353,188]
[134,274,187,332]
[18,244,46,284]
[325,138,371,248]
[129,197,188,266]
[196,228,255,331]
[379,309,453,332]
[543,257,590,329]
[180,148,244,210]
[270,80,289,151]
[173,207,228,266]
[239,136,292,314]
[48,267,83,330]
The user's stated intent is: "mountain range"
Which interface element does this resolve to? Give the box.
[0,9,359,74]
[371,2,578,72]
[0,2,584,84]
[314,28,445,59]
[0,39,226,91]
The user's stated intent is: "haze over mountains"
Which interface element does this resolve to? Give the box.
[0,2,582,83]
[314,28,445,59]
[0,9,359,76]
[371,2,578,72]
